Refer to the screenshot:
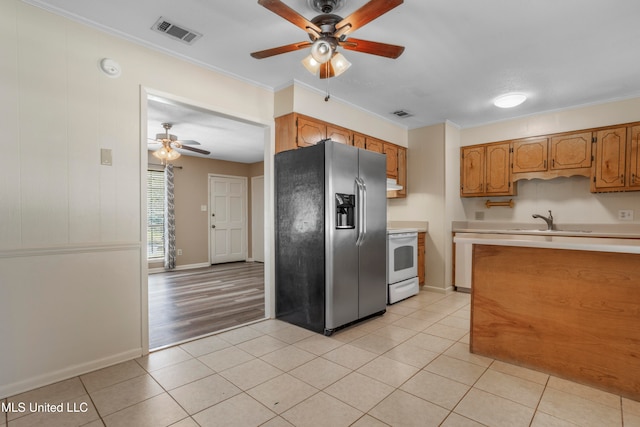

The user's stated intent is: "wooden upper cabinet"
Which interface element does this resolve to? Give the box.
[384,143,398,179]
[275,114,408,198]
[550,132,592,170]
[326,125,352,145]
[390,146,407,198]
[512,132,592,180]
[629,126,640,189]
[512,138,548,173]
[592,127,628,191]
[461,146,485,196]
[297,116,326,147]
[485,143,512,194]
[365,137,384,153]
[353,133,366,149]
[461,143,514,197]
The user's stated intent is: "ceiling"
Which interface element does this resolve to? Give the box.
[147,96,266,163]
[27,0,640,160]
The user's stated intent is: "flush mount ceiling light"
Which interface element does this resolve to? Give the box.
[493,93,527,108]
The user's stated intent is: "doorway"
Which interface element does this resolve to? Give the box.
[143,90,270,351]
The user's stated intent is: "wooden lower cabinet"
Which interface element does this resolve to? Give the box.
[417,232,426,285]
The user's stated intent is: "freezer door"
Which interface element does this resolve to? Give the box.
[357,149,388,318]
[274,145,326,333]
[325,142,359,330]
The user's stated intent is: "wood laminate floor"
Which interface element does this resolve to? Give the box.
[148,261,265,350]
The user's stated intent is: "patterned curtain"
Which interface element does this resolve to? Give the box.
[164,164,176,270]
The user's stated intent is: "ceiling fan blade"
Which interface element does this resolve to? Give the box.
[178,145,210,155]
[251,41,312,59]
[178,139,201,146]
[257,0,321,34]
[334,0,403,38]
[339,38,404,58]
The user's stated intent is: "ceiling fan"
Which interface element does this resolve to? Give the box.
[150,122,210,163]
[250,0,405,79]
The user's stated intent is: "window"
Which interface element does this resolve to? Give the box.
[147,170,165,259]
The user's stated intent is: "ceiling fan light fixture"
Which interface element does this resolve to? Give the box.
[152,144,181,164]
[302,54,322,74]
[330,52,351,77]
[493,92,527,108]
[310,39,334,63]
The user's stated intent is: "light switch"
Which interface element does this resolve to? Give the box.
[201,205,207,212]
[100,148,112,166]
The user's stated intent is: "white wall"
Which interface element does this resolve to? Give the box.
[0,0,274,398]
[457,98,640,226]
[387,124,448,291]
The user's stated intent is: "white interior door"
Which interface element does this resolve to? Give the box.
[210,175,247,264]
[251,176,265,263]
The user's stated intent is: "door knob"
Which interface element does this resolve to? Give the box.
[211,225,216,229]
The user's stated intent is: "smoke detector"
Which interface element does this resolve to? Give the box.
[151,17,202,45]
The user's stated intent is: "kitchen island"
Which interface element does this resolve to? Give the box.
[453,232,640,401]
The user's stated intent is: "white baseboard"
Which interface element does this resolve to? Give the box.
[421,285,454,294]
[0,348,142,400]
[148,262,210,274]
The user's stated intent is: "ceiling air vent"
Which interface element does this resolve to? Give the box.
[392,110,413,118]
[152,17,202,45]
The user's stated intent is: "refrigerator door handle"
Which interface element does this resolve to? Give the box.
[355,177,365,246]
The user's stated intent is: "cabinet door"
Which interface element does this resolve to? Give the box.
[383,143,398,179]
[629,126,640,189]
[417,232,426,285]
[485,143,512,194]
[327,125,352,145]
[593,127,627,189]
[353,133,366,149]
[461,146,485,196]
[365,138,384,153]
[551,132,592,170]
[512,138,548,173]
[297,117,326,147]
[394,146,407,198]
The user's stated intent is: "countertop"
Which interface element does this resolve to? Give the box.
[453,232,640,254]
[452,221,640,239]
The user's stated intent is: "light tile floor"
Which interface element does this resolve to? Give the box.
[3,290,639,426]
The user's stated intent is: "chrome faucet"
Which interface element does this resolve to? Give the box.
[532,210,554,230]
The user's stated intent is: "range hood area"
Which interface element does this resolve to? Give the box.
[387,178,403,191]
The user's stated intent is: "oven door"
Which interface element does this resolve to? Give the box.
[387,232,418,284]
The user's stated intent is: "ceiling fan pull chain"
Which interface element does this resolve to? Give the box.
[325,62,331,102]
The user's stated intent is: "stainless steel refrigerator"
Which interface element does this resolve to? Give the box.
[275,140,387,335]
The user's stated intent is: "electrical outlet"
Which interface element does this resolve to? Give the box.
[177,249,183,256]
[618,210,634,221]
[475,211,485,220]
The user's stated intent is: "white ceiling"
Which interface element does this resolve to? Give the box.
[27,0,640,161]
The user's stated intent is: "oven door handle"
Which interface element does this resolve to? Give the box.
[355,177,366,246]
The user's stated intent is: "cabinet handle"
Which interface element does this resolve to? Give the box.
[552,158,555,168]
[633,174,636,184]
[544,159,547,169]
[621,174,625,184]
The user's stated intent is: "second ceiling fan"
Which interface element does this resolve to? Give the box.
[250,0,404,79]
